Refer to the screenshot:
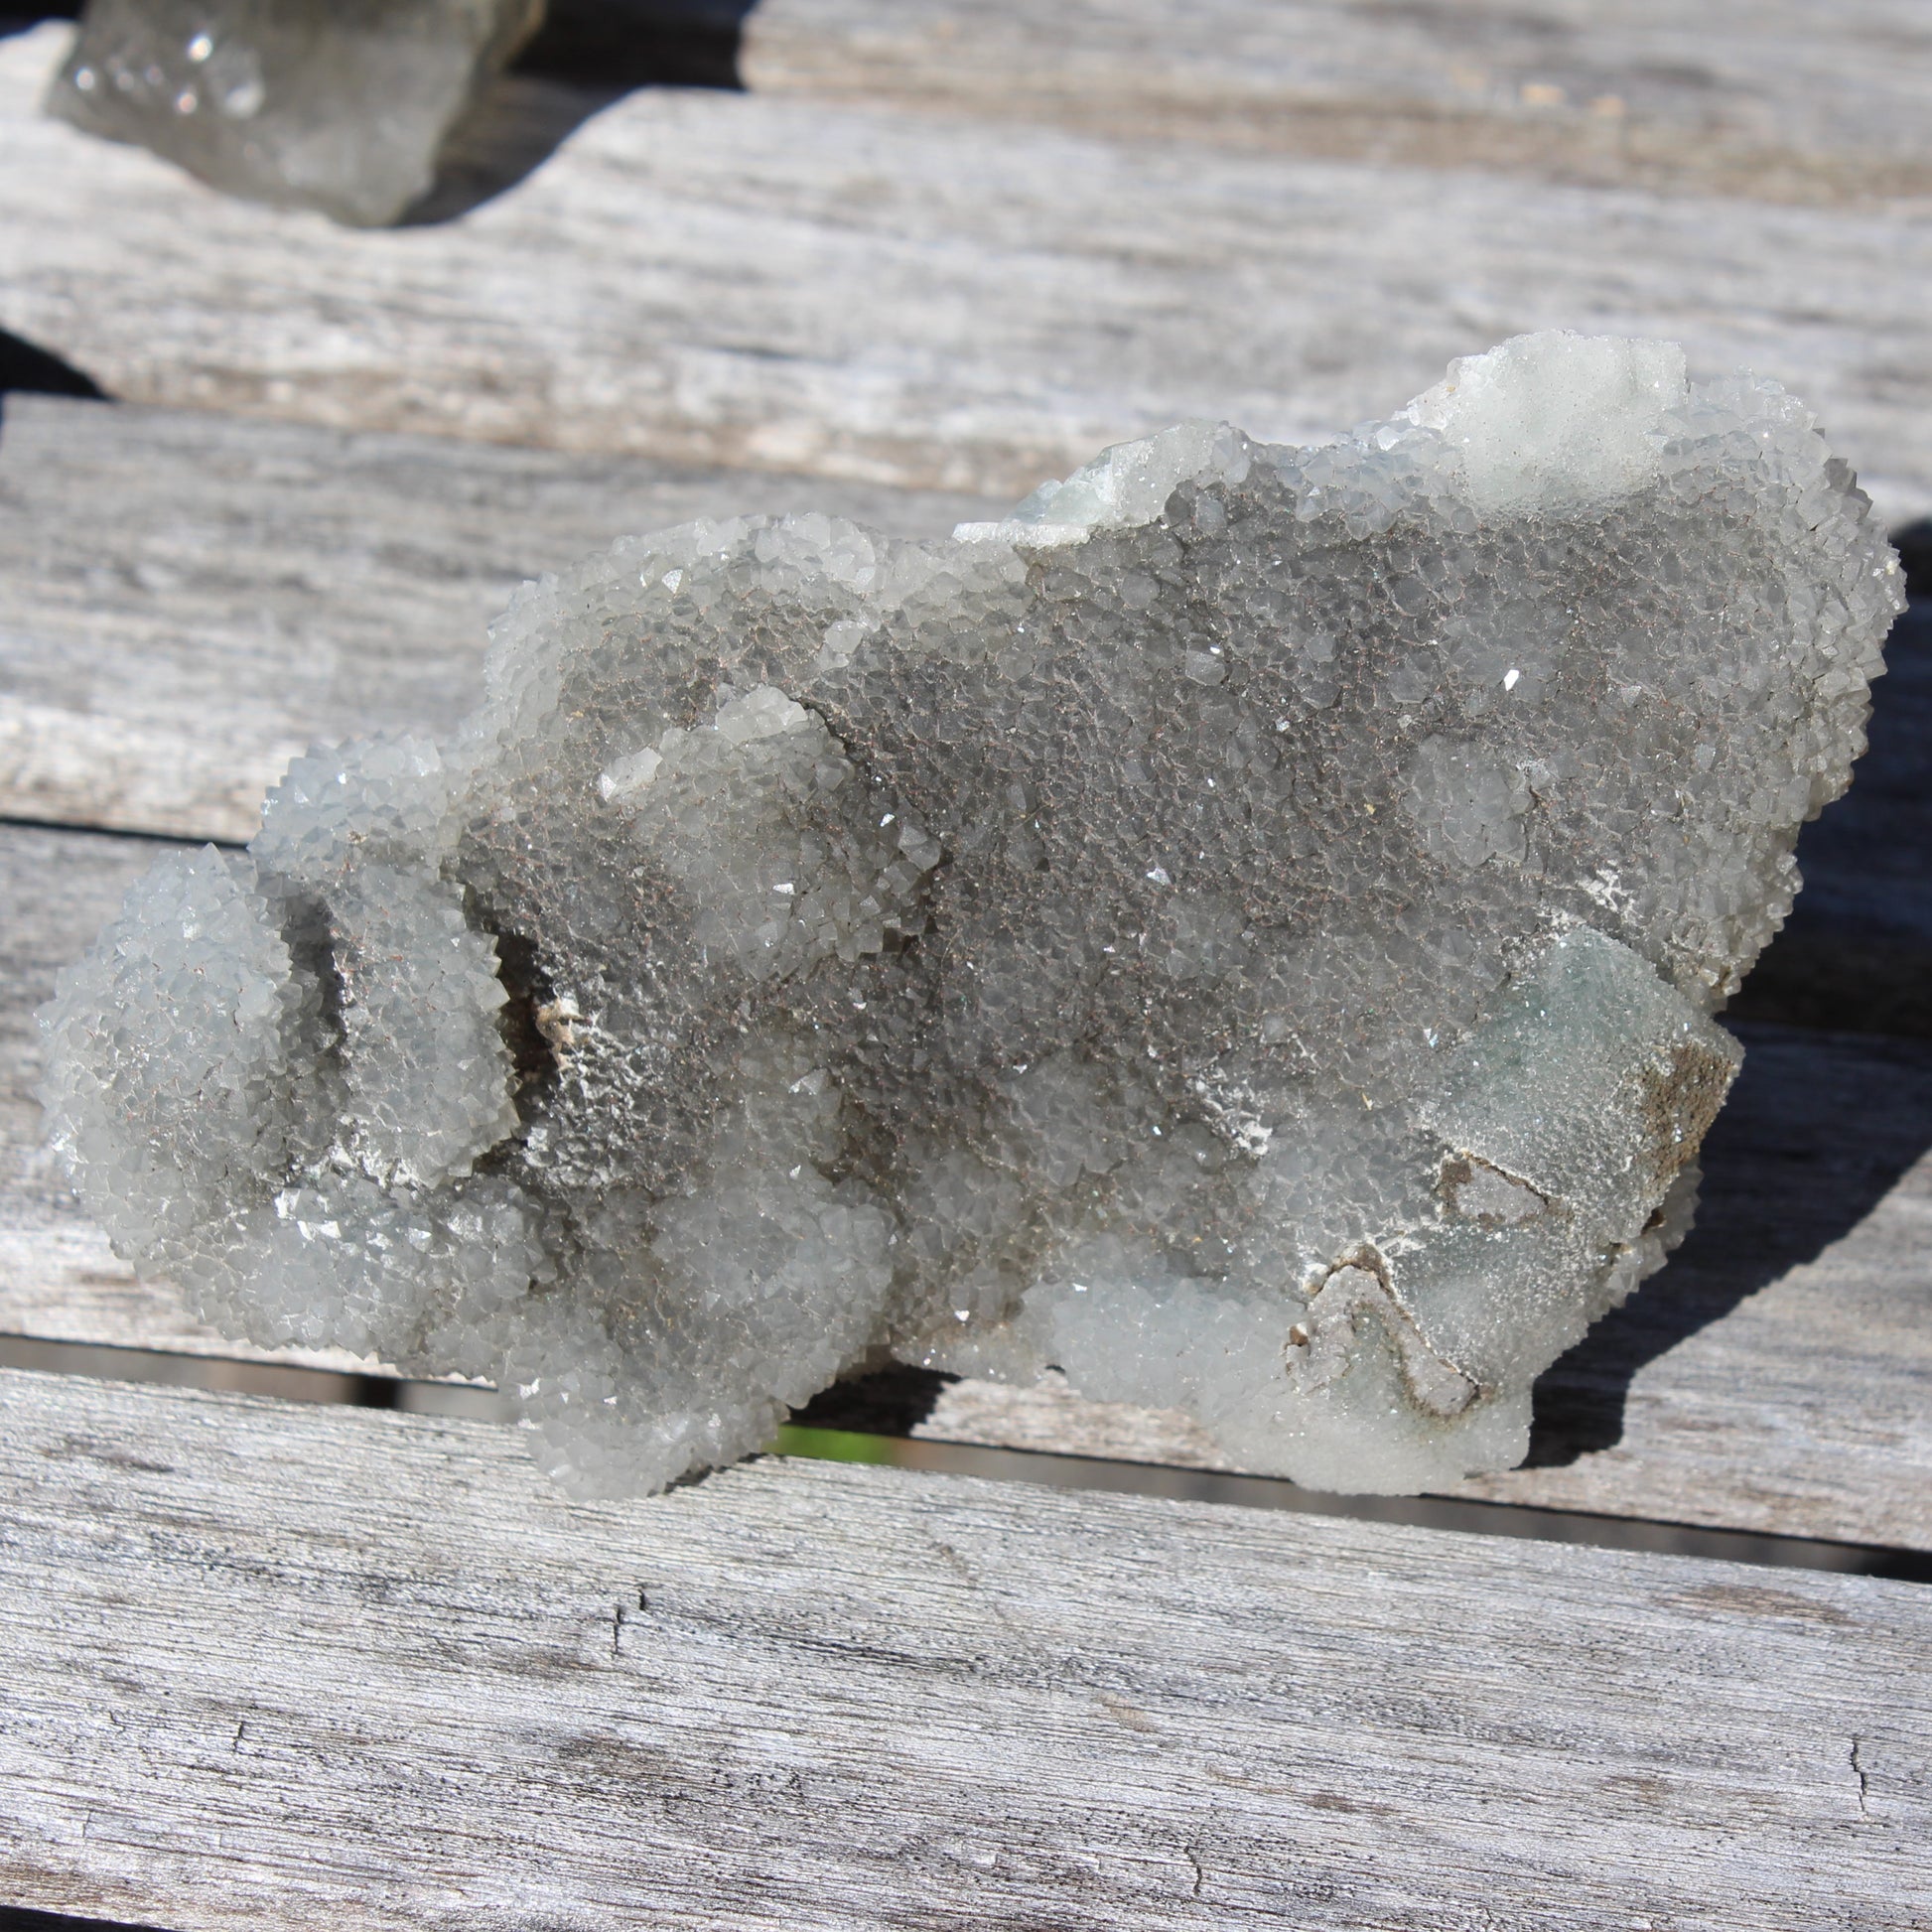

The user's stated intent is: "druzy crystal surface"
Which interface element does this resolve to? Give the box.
[40,335,1903,1497]
[46,0,543,225]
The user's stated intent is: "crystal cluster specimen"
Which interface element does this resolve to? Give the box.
[45,0,544,226]
[40,335,1903,1497]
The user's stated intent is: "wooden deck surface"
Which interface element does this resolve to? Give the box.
[2,2,1929,1925]
[6,1365,1929,1932]
[5,20,1932,522]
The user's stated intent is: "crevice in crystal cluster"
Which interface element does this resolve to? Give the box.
[1287,1248,1478,1422]
[39,334,1903,1498]
[482,924,562,1112]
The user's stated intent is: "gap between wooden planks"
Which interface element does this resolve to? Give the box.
[2,1363,1927,1932]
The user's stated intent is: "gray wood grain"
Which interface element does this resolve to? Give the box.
[1,1363,1926,1932]
[3,24,1931,529]
[745,0,1932,205]
[4,817,1928,1550]
[0,396,997,840]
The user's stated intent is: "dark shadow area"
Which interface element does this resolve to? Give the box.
[1530,582,1932,1459]
[1523,1023,1932,1464]
[519,0,754,91]
[404,0,759,225]
[0,1910,173,1932]
[1891,515,1932,600]
[0,6,79,34]
[0,325,108,433]
[793,1362,955,1437]
[1729,585,1932,1032]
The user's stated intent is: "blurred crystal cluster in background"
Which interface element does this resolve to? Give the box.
[44,0,544,223]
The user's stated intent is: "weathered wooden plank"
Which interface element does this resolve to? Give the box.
[1,1365,1925,1932]
[5,818,1928,1550]
[3,24,1931,524]
[0,395,997,841]
[743,0,1932,205]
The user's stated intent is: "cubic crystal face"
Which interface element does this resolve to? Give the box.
[46,0,543,226]
[39,335,1903,1497]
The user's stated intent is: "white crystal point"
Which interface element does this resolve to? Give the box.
[40,335,1905,1499]
[953,420,1256,547]
[46,0,545,226]
[1400,331,1693,514]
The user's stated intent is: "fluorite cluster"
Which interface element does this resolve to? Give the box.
[41,335,1902,1497]
[46,0,543,225]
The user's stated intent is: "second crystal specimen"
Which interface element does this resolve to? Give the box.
[46,0,544,225]
[39,334,1903,1496]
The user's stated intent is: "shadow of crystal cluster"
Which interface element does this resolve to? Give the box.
[39,334,1903,1497]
